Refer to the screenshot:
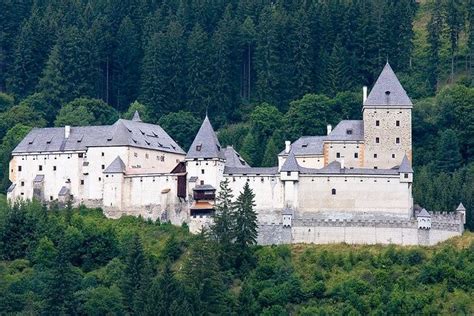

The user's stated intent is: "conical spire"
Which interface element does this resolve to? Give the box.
[398,154,413,173]
[186,116,225,159]
[364,63,412,107]
[104,156,126,173]
[280,150,300,172]
[456,202,466,212]
[132,111,142,122]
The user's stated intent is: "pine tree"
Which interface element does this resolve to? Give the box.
[234,182,258,270]
[445,0,464,82]
[262,132,280,167]
[240,132,259,166]
[436,129,463,172]
[239,16,257,102]
[323,37,351,95]
[115,16,141,111]
[427,0,443,92]
[186,23,211,115]
[211,179,236,269]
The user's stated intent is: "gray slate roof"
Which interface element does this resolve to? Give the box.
[398,155,413,173]
[58,186,69,196]
[132,111,142,122]
[193,184,216,191]
[326,120,364,141]
[280,151,300,172]
[418,208,431,217]
[456,203,466,211]
[13,119,185,155]
[364,63,413,107]
[224,166,278,175]
[34,175,44,182]
[299,160,400,176]
[224,146,250,168]
[104,156,126,173]
[279,136,326,156]
[186,116,225,160]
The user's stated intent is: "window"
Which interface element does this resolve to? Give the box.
[396,120,400,127]
[404,173,409,179]
[392,154,396,159]
[200,180,204,185]
[336,152,341,158]
[376,120,380,126]
[102,164,105,170]
[375,137,380,143]
[374,154,378,158]
[396,137,400,144]
[134,152,138,157]
[98,177,101,181]
[145,153,149,159]
[354,153,359,158]
[53,166,57,171]
[374,166,378,169]
[18,166,22,172]
[39,165,42,171]
[196,144,202,151]
[331,188,336,195]
[346,129,353,135]
[80,180,84,185]
[78,153,84,158]
[21,181,25,187]
[201,169,205,174]
[50,196,53,201]
[287,171,291,176]
[101,152,105,157]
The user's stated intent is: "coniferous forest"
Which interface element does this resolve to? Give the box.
[1,0,474,314]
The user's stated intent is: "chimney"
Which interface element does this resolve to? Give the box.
[363,86,368,103]
[285,141,291,154]
[327,124,332,135]
[65,125,71,139]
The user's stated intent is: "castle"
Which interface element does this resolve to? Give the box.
[7,64,466,246]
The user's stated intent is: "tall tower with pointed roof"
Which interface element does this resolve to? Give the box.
[185,116,226,191]
[362,63,413,169]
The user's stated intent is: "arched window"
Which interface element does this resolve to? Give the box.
[331,188,336,195]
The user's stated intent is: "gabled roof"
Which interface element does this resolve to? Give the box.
[280,151,300,172]
[103,156,126,174]
[279,136,326,156]
[58,186,70,196]
[224,166,278,175]
[224,146,250,168]
[186,116,225,160]
[418,208,431,217]
[456,203,466,212]
[398,155,413,173]
[364,63,412,107]
[326,120,364,141]
[13,119,185,155]
[132,111,142,122]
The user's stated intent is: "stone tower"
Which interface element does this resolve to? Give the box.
[362,63,413,169]
[185,116,226,190]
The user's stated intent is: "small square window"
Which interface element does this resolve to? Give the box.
[374,166,378,169]
[354,153,358,158]
[396,137,400,144]
[331,188,336,195]
[102,164,105,170]
[201,169,205,174]
[346,129,352,135]
[200,180,204,185]
[396,120,400,126]
[336,153,341,158]
[53,166,57,171]
[392,154,396,159]
[18,166,22,172]
[374,154,378,158]
[404,173,409,179]
[101,152,105,157]
[287,171,291,176]
[21,181,25,187]
[376,120,380,126]
[50,196,53,201]
[375,137,380,143]
[98,177,101,181]
[78,153,84,158]
[39,165,42,171]
[196,144,202,151]
[80,180,84,185]
[134,152,138,157]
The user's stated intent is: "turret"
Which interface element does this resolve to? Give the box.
[363,63,413,169]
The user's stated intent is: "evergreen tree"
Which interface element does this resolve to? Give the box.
[115,16,141,111]
[445,0,464,82]
[239,16,257,102]
[323,37,352,95]
[234,182,258,270]
[240,132,259,166]
[262,131,282,167]
[210,179,236,269]
[436,129,463,172]
[427,0,443,92]
[186,23,211,115]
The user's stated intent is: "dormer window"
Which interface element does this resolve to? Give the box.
[196,144,202,151]
[302,143,308,148]
[346,129,353,135]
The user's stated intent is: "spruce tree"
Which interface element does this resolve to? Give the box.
[445,0,464,82]
[234,182,258,270]
[436,129,463,172]
[210,179,236,269]
[240,132,259,166]
[262,133,280,167]
[427,0,443,92]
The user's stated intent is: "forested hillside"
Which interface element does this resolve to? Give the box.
[0,202,473,315]
[0,2,473,219]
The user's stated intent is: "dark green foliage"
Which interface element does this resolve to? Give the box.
[436,129,463,172]
[158,111,201,150]
[55,98,119,126]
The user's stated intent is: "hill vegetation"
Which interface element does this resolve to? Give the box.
[0,201,473,315]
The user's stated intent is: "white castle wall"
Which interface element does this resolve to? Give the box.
[297,174,412,217]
